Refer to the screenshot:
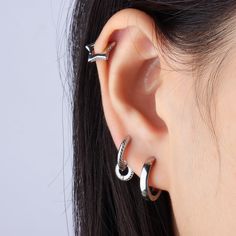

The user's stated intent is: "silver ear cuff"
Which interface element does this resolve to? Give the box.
[140,157,162,201]
[85,41,116,63]
[115,135,134,181]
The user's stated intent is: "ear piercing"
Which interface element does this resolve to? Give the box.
[115,135,162,202]
[140,156,162,201]
[115,135,134,181]
[85,41,116,63]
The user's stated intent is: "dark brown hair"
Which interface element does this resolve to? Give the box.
[67,1,236,235]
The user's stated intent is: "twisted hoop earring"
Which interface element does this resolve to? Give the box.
[140,156,162,201]
[115,135,134,181]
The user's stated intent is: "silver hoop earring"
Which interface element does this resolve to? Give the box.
[115,135,134,181]
[85,41,116,63]
[140,156,162,201]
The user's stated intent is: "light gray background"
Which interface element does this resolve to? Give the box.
[0,1,73,235]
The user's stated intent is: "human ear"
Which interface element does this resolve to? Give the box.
[93,8,170,191]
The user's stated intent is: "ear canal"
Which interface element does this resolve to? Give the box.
[134,55,161,97]
[142,57,161,94]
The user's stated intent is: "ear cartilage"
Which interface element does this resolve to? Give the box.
[85,41,116,63]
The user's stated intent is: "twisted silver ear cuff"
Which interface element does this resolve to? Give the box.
[85,41,162,202]
[85,41,116,63]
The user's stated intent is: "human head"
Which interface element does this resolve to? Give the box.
[69,1,236,235]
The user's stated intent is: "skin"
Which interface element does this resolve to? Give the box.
[93,8,236,236]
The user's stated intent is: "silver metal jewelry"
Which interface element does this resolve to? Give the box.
[85,41,116,63]
[140,156,162,201]
[115,135,134,181]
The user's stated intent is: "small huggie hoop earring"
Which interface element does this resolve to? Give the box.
[140,156,162,201]
[115,135,134,181]
[85,41,116,63]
